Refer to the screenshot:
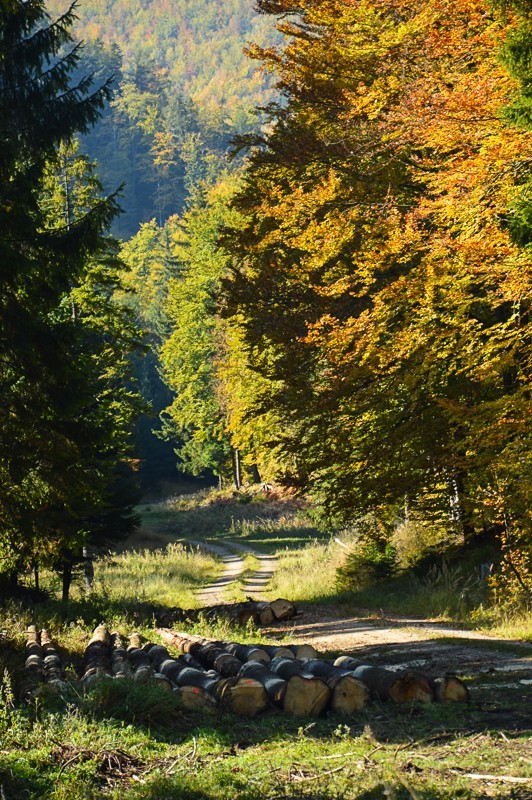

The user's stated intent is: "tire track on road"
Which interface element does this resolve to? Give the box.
[189,540,277,604]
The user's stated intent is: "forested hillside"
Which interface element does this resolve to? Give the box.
[47,0,277,112]
[43,0,279,239]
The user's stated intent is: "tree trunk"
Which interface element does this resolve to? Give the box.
[232,448,242,490]
[300,659,369,713]
[268,657,332,717]
[82,625,112,688]
[61,559,72,603]
[269,598,297,621]
[250,463,261,484]
[83,546,94,590]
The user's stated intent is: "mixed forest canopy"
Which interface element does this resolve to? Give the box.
[0,0,530,606]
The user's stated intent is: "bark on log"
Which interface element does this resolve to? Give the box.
[430,675,469,703]
[333,656,364,670]
[155,598,297,629]
[82,625,112,688]
[268,657,332,717]
[228,643,270,664]
[110,631,130,678]
[21,626,44,698]
[257,645,295,660]
[353,665,433,703]
[41,629,65,689]
[239,661,287,706]
[127,646,155,683]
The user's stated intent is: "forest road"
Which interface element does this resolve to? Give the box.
[189,540,277,604]
[189,542,531,681]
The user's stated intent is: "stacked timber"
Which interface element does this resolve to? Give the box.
[110,631,130,678]
[301,660,369,713]
[20,625,44,699]
[20,627,67,698]
[41,629,66,692]
[143,641,268,715]
[156,597,297,629]
[332,657,468,703]
[82,625,112,689]
[239,661,287,706]
[126,633,157,684]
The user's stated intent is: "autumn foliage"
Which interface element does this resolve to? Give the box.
[220,0,531,566]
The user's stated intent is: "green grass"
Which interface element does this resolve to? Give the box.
[0,654,530,800]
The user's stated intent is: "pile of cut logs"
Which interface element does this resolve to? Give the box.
[157,598,297,628]
[21,625,469,718]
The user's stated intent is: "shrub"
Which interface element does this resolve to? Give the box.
[336,539,398,591]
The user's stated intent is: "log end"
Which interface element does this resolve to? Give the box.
[283,675,331,717]
[433,676,469,703]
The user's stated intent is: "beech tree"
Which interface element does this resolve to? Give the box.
[222,0,532,546]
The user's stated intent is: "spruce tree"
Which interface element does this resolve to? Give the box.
[0,1,138,591]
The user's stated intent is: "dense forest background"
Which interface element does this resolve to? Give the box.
[0,0,530,607]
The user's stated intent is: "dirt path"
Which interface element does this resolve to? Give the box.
[191,540,277,603]
[189,541,531,680]
[191,541,246,604]
[268,604,532,676]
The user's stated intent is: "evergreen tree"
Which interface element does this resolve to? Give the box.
[0,1,141,592]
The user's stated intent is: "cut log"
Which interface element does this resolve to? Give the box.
[213,652,243,678]
[82,625,112,687]
[158,658,187,684]
[283,674,331,717]
[179,685,217,710]
[269,598,297,621]
[300,659,369,713]
[127,647,152,671]
[430,675,469,703]
[215,676,269,717]
[229,644,270,664]
[269,656,308,680]
[256,602,275,626]
[110,631,130,678]
[41,629,65,689]
[239,661,287,706]
[182,652,205,670]
[289,644,319,660]
[353,666,433,703]
[257,645,295,660]
[152,673,173,691]
[20,626,44,699]
[127,631,143,651]
[333,656,364,670]
[268,656,332,716]
[203,601,260,627]
[174,666,220,694]
[143,644,171,671]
